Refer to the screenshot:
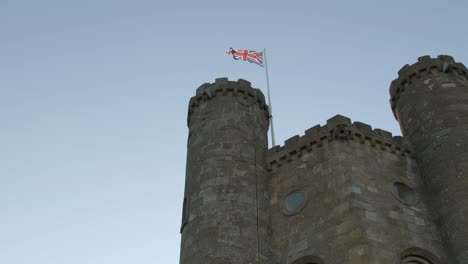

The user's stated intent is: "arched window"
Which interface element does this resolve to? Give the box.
[399,247,440,264]
[291,255,324,264]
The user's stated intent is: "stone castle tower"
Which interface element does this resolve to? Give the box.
[179,55,468,263]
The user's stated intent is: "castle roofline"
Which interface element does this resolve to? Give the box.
[389,55,468,119]
[187,78,270,126]
[267,115,413,170]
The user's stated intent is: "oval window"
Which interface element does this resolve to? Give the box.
[392,182,417,205]
[284,190,307,214]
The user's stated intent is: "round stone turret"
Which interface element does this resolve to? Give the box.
[180,78,269,264]
[389,55,468,263]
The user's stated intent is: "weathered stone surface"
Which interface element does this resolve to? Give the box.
[181,79,270,264]
[391,55,468,263]
[180,55,467,264]
[267,135,443,263]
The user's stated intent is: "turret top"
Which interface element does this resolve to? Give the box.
[389,55,468,119]
[187,78,270,126]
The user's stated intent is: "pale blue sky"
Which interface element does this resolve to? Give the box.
[1,1,467,263]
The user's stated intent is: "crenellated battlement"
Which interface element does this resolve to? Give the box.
[182,56,467,264]
[187,78,270,126]
[267,115,413,170]
[389,55,468,119]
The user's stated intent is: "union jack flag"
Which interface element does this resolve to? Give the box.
[226,47,264,67]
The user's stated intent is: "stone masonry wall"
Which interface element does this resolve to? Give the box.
[181,55,468,263]
[267,115,445,263]
[180,78,270,264]
[390,55,468,263]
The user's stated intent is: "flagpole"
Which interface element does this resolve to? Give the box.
[263,48,276,147]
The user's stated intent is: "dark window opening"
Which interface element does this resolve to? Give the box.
[180,197,189,233]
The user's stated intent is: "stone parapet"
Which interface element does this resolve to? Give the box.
[187,78,270,126]
[389,55,468,119]
[267,115,413,170]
